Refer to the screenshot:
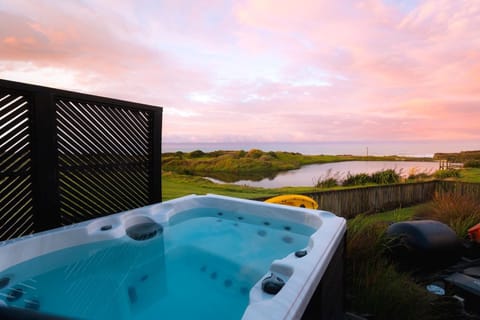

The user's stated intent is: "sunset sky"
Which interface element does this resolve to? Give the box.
[1,0,480,148]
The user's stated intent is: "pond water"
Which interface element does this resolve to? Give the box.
[208,161,441,188]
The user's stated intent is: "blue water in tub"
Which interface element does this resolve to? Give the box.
[0,208,315,319]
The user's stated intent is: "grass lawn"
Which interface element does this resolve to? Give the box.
[350,203,425,225]
[162,171,320,201]
[460,168,480,183]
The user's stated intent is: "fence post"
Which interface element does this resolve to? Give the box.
[31,90,61,231]
[151,108,163,203]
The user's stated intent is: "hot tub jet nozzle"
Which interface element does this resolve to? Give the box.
[262,273,285,295]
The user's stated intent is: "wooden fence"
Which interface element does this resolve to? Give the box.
[301,182,438,218]
[435,181,480,199]
[262,181,480,219]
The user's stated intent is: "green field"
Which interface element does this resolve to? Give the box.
[458,167,480,183]
[161,149,445,201]
[162,171,318,201]
[162,149,432,183]
[162,167,480,201]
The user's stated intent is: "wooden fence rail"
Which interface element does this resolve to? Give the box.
[435,181,480,199]
[260,181,480,219]
[303,181,438,218]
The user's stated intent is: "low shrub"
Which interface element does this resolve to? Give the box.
[315,177,338,188]
[174,151,184,159]
[267,151,278,159]
[342,169,402,186]
[237,150,247,158]
[343,172,371,186]
[434,168,461,179]
[247,149,263,159]
[371,169,401,184]
[189,150,205,158]
[464,160,480,168]
[407,172,431,181]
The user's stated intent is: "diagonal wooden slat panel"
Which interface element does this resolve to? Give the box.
[111,165,149,200]
[87,102,150,155]
[0,149,31,176]
[57,100,125,158]
[115,107,150,147]
[0,124,30,162]
[1,80,162,240]
[0,105,29,139]
[1,191,33,234]
[0,95,28,123]
[77,170,142,208]
[0,90,34,241]
[0,175,34,239]
[57,100,151,162]
[0,206,34,240]
[121,108,150,142]
[80,101,139,153]
[56,97,153,225]
[0,174,32,212]
[61,171,126,212]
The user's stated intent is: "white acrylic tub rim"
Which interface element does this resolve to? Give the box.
[0,194,346,320]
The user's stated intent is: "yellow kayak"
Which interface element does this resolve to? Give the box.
[265,194,318,209]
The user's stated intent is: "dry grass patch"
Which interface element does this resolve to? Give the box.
[415,192,480,237]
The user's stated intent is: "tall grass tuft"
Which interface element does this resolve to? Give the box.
[415,192,480,237]
[346,215,434,319]
[371,169,401,184]
[342,169,402,186]
[343,172,371,186]
[314,169,340,188]
[407,172,431,181]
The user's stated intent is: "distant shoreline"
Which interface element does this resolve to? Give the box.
[161,141,464,158]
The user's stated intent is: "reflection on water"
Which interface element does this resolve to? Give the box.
[207,161,441,188]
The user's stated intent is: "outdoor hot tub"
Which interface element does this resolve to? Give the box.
[0,194,346,319]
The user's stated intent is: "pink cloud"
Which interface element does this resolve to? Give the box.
[0,0,479,147]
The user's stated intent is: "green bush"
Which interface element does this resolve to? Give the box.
[433,168,461,179]
[233,150,247,158]
[189,150,205,158]
[407,172,431,181]
[267,151,278,159]
[208,150,226,157]
[343,173,371,186]
[174,151,184,159]
[247,149,264,159]
[342,170,402,186]
[371,169,401,184]
[464,160,480,168]
[315,177,338,188]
